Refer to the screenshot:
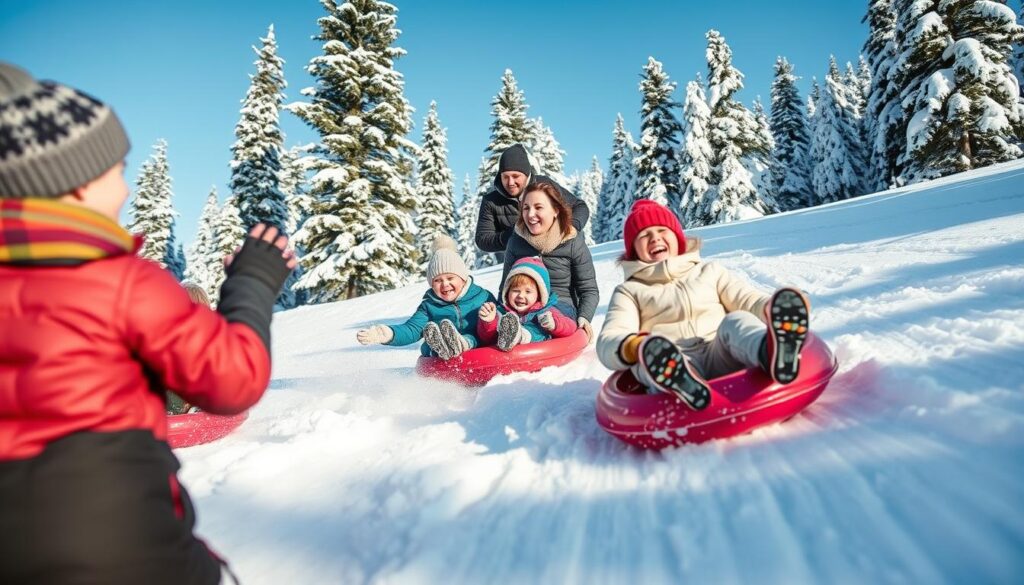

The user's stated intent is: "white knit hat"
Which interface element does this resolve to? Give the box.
[426,234,470,282]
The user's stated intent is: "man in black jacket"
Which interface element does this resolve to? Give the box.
[474,143,590,254]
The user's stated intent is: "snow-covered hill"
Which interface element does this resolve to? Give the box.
[180,160,1024,584]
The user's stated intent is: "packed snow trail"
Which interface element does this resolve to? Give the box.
[179,160,1024,584]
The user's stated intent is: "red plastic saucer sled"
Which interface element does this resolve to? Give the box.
[595,332,837,449]
[417,328,589,386]
[167,411,249,449]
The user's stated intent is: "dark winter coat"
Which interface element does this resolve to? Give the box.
[501,224,600,323]
[0,198,279,584]
[387,278,497,353]
[474,174,590,253]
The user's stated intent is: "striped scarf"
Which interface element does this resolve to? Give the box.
[0,198,138,266]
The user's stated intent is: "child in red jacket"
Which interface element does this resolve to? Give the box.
[0,62,295,585]
[478,256,577,351]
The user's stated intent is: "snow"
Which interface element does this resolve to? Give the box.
[180,160,1024,583]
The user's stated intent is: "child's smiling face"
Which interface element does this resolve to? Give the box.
[507,279,539,314]
[431,273,466,302]
[634,226,679,263]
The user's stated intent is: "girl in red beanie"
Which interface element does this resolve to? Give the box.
[596,199,811,410]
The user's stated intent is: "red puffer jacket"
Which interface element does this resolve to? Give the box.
[0,254,270,461]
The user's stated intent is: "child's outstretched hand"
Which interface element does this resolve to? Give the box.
[224,224,298,271]
[479,302,497,322]
[356,325,393,345]
[538,311,556,331]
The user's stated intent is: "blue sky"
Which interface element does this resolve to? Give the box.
[2,0,873,245]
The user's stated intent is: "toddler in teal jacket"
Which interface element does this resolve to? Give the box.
[356,236,496,360]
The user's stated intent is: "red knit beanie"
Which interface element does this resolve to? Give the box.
[622,199,686,260]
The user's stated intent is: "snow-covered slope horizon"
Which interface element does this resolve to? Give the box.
[181,160,1024,584]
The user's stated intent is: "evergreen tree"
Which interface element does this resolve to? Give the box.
[212,195,247,296]
[230,25,289,231]
[167,234,186,282]
[864,0,903,190]
[896,0,1024,183]
[694,30,774,226]
[479,69,534,195]
[280,145,313,236]
[750,96,778,208]
[128,139,182,277]
[679,77,714,226]
[812,58,869,204]
[472,157,498,268]
[528,116,567,183]
[634,57,684,211]
[808,78,821,119]
[455,174,479,268]
[1017,6,1024,97]
[769,57,814,211]
[415,101,456,266]
[576,157,603,245]
[278,146,312,309]
[596,114,639,242]
[290,0,419,302]
[185,188,223,303]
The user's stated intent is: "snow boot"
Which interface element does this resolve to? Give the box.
[763,287,810,384]
[497,312,529,352]
[638,335,712,411]
[439,319,469,358]
[423,322,455,361]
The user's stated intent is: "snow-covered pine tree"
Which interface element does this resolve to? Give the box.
[415,101,456,267]
[864,0,903,190]
[562,171,581,198]
[471,156,499,268]
[229,24,289,232]
[896,0,1024,183]
[211,195,247,296]
[128,139,182,277]
[769,57,814,211]
[528,116,567,183]
[290,0,419,302]
[808,78,820,119]
[634,57,684,212]
[185,187,223,302]
[595,114,639,242]
[278,145,313,309]
[280,145,313,236]
[750,97,778,207]
[167,234,186,282]
[479,69,534,196]
[1017,6,1024,97]
[455,174,479,268]
[679,77,714,226]
[575,157,603,245]
[812,57,869,204]
[694,30,774,226]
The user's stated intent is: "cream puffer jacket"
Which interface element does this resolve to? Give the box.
[596,240,770,372]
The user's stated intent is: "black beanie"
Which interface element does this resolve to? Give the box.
[497,143,532,175]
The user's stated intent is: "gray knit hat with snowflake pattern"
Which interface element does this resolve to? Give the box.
[0,62,130,198]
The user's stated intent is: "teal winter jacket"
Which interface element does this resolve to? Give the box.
[386,278,497,355]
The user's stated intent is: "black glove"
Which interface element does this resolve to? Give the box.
[218,231,294,351]
[225,232,293,294]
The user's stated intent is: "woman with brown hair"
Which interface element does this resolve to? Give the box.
[500,181,600,341]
